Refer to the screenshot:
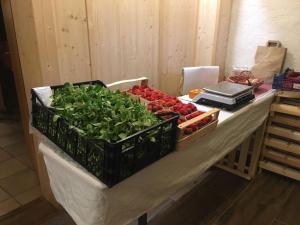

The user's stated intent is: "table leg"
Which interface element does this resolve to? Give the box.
[138,213,147,225]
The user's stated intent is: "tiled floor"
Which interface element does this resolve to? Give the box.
[0,120,41,217]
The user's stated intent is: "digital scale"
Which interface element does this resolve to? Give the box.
[193,81,255,110]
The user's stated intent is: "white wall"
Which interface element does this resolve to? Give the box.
[225,0,300,74]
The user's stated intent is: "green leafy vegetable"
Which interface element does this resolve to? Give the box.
[51,83,160,142]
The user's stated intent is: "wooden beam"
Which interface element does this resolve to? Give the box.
[264,149,300,170]
[1,0,38,170]
[271,103,300,117]
[265,137,300,156]
[260,161,300,181]
[267,125,300,142]
[248,120,267,177]
[271,114,300,128]
[214,0,233,80]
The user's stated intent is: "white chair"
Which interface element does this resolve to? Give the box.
[181,66,220,95]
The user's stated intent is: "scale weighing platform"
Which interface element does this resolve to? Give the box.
[193,81,255,110]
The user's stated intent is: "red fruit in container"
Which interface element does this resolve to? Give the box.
[132,85,139,90]
[152,106,160,112]
[135,90,142,96]
[187,103,197,111]
[187,109,193,114]
[165,102,173,107]
[179,109,188,115]
[190,124,197,131]
[184,128,193,135]
[194,111,203,117]
[186,114,193,120]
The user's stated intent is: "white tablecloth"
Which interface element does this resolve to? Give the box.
[38,89,274,225]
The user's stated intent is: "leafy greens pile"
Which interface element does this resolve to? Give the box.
[51,83,160,142]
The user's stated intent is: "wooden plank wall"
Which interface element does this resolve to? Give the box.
[86,0,160,87]
[159,0,199,95]
[12,0,232,101]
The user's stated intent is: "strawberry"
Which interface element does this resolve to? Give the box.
[152,105,160,112]
[132,85,139,90]
[190,124,197,131]
[194,111,203,117]
[179,109,188,115]
[186,114,193,120]
[184,128,193,135]
[165,102,174,107]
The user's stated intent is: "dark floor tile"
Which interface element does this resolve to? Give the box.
[39,210,75,225]
[270,219,287,225]
[0,198,57,225]
[150,182,230,225]
[276,183,300,225]
[204,168,249,200]
[214,172,294,225]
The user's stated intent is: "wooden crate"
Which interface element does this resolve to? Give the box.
[177,108,220,145]
[259,91,300,181]
[216,120,267,180]
[115,77,220,146]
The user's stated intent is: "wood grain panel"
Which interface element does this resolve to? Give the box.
[214,0,233,79]
[194,0,219,66]
[49,0,91,83]
[87,0,159,87]
[159,0,199,95]
[10,0,43,105]
[31,0,60,85]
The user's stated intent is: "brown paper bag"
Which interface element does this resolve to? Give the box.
[251,41,287,83]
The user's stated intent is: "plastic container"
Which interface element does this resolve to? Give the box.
[31,80,179,187]
[272,69,300,91]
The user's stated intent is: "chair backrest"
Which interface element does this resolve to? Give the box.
[181,66,219,95]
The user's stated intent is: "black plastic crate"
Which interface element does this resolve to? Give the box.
[31,80,179,187]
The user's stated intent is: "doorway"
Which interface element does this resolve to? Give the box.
[0,3,40,216]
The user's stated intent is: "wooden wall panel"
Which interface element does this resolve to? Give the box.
[10,0,43,104]
[50,0,91,83]
[10,0,232,102]
[194,0,219,66]
[214,0,233,79]
[31,0,60,85]
[32,0,92,85]
[159,0,199,95]
[86,0,159,87]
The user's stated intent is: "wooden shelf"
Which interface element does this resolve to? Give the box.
[276,91,300,99]
[260,91,300,181]
[259,161,300,181]
[270,103,300,117]
[267,125,300,142]
[264,149,300,170]
[264,137,300,156]
[271,114,300,128]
